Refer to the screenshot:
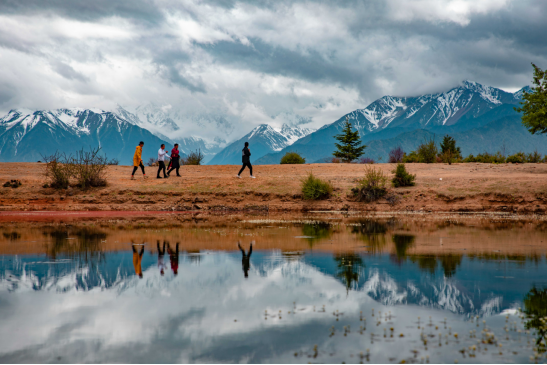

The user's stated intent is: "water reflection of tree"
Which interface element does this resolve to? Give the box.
[350,220,387,254]
[334,253,365,293]
[2,232,21,241]
[392,234,415,258]
[439,255,463,278]
[523,287,547,353]
[43,228,106,267]
[409,255,437,275]
[301,223,332,248]
[406,254,463,277]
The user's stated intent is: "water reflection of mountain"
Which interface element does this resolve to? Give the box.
[1,250,546,317]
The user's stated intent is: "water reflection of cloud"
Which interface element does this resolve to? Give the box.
[0,252,543,362]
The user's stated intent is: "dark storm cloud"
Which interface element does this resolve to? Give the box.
[0,0,164,24]
[201,38,363,85]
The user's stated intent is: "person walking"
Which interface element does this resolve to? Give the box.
[157,144,170,179]
[131,141,147,180]
[167,143,181,177]
[237,142,255,178]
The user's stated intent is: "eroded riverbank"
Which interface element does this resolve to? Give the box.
[2,162,547,213]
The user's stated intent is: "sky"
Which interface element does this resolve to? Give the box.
[0,0,546,142]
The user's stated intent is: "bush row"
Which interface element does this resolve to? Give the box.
[302,163,415,201]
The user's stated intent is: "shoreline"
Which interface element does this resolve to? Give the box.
[1,162,547,214]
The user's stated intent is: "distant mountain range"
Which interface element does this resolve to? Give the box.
[0,108,172,165]
[0,107,223,165]
[208,124,314,165]
[0,81,539,165]
[255,81,536,164]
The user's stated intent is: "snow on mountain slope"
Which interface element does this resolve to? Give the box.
[208,123,315,165]
[285,80,525,148]
[114,105,225,162]
[279,124,315,145]
[0,108,171,164]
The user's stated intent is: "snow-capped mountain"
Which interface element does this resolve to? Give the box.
[0,108,171,164]
[254,81,530,164]
[114,104,225,163]
[208,123,314,165]
[334,80,523,135]
[362,269,503,316]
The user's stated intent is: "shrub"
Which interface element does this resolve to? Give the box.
[402,151,420,163]
[280,151,306,164]
[147,157,158,167]
[41,152,71,189]
[183,149,204,165]
[301,172,333,200]
[527,150,543,163]
[463,152,506,163]
[41,147,108,189]
[416,137,438,163]
[107,158,119,166]
[359,157,375,164]
[389,146,404,163]
[392,163,416,187]
[67,148,108,189]
[506,152,526,163]
[352,166,388,202]
[331,157,342,163]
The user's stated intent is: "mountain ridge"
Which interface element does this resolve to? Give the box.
[254,81,531,164]
[208,123,314,165]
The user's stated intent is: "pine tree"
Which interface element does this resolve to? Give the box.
[516,63,547,134]
[439,135,461,165]
[333,117,366,163]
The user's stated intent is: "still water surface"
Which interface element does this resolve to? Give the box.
[0,215,546,363]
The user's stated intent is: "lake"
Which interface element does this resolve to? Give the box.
[0,213,546,363]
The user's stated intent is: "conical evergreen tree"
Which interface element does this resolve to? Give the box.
[333,117,366,163]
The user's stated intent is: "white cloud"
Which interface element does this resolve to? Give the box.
[387,0,512,25]
[0,0,544,143]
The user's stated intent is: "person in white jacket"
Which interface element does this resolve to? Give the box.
[157,144,171,179]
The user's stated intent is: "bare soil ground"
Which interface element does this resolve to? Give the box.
[1,162,547,213]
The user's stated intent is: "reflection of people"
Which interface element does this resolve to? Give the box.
[167,242,179,276]
[132,244,145,278]
[157,240,166,276]
[238,240,254,278]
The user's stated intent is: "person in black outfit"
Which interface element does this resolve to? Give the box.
[237,142,255,178]
[167,143,181,177]
[238,240,253,278]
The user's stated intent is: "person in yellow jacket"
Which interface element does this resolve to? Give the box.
[131,141,148,179]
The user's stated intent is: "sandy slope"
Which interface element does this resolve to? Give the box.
[1,162,547,213]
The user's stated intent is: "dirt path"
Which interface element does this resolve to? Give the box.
[1,162,547,213]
